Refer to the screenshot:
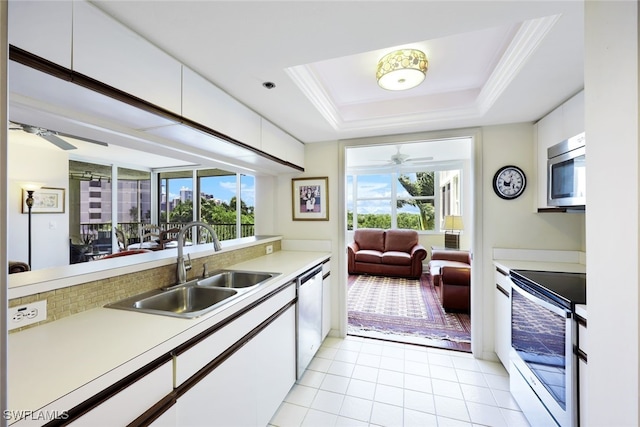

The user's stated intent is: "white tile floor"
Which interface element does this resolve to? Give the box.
[269,335,530,427]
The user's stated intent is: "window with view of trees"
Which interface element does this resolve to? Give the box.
[347,168,461,232]
[70,161,254,261]
[160,170,194,224]
[160,169,255,241]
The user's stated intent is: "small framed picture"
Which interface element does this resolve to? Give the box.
[23,187,65,214]
[292,177,329,221]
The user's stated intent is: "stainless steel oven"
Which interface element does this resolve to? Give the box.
[509,270,586,427]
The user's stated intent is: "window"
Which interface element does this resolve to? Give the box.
[160,169,255,242]
[118,167,152,242]
[160,170,194,225]
[240,174,255,238]
[69,160,113,247]
[440,170,461,227]
[348,168,460,232]
[198,170,238,240]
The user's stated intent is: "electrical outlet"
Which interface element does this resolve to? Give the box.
[8,300,47,330]
[265,245,273,255]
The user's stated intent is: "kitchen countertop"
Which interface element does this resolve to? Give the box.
[8,250,330,418]
[493,259,586,274]
[493,257,587,319]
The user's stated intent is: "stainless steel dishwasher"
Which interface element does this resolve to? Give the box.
[296,266,323,379]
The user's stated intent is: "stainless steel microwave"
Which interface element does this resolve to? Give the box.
[547,132,586,207]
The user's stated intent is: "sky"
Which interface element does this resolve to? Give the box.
[165,176,255,206]
[347,173,421,214]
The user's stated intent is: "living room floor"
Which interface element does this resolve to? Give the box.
[347,274,471,352]
[269,335,527,426]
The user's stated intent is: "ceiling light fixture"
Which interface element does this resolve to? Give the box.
[376,49,428,91]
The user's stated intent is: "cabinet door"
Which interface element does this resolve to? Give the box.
[261,119,304,168]
[494,267,511,370]
[534,90,584,209]
[182,67,262,150]
[578,357,587,426]
[175,340,255,426]
[174,306,296,426]
[562,91,585,139]
[535,106,564,209]
[175,283,296,385]
[8,0,72,68]
[68,361,173,426]
[577,318,588,427]
[254,306,296,426]
[73,1,182,114]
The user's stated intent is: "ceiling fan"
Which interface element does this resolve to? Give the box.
[9,122,108,150]
[376,146,434,166]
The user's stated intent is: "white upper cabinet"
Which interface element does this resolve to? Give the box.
[261,119,305,168]
[182,67,261,150]
[72,1,182,115]
[562,90,585,139]
[8,0,73,68]
[535,90,584,209]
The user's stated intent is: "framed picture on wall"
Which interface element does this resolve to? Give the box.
[292,177,329,221]
[22,187,65,214]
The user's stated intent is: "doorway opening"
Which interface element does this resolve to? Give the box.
[344,137,473,352]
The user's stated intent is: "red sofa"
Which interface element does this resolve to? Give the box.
[347,229,427,279]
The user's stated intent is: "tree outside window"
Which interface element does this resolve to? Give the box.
[348,169,459,232]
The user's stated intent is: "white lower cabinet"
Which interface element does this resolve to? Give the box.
[149,404,177,426]
[68,361,173,426]
[172,306,296,426]
[494,266,512,371]
[253,306,297,425]
[577,316,587,427]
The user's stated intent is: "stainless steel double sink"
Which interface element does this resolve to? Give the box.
[105,270,279,319]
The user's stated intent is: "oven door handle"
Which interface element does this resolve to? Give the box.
[511,280,571,318]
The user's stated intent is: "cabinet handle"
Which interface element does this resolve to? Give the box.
[575,313,587,327]
[496,267,508,276]
[576,347,588,363]
[496,283,509,297]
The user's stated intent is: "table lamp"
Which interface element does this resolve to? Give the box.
[444,215,464,249]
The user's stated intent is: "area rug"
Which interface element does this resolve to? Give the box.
[347,274,471,345]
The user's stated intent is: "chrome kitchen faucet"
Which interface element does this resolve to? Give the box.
[177,221,222,284]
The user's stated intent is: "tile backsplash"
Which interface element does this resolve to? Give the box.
[8,241,281,333]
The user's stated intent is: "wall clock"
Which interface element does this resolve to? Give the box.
[493,165,526,200]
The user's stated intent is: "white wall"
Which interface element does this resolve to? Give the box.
[274,141,341,334]
[585,2,639,425]
[479,123,585,357]
[8,136,69,270]
[276,125,586,355]
[254,174,277,236]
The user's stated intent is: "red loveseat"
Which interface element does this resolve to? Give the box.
[347,228,427,279]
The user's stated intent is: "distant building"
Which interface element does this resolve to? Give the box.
[79,179,151,224]
[180,187,192,203]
